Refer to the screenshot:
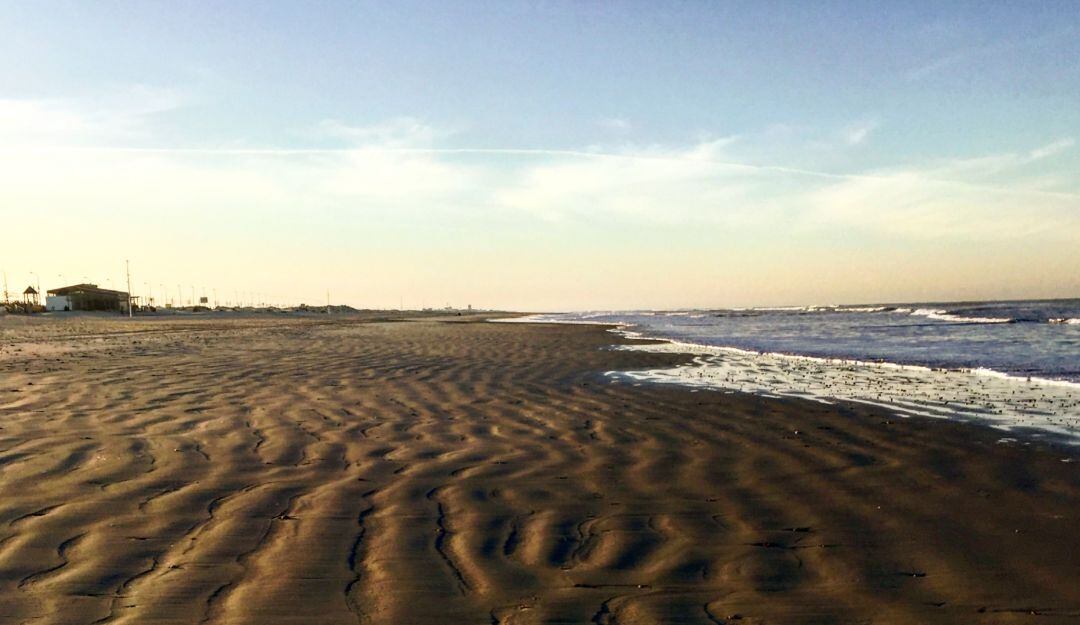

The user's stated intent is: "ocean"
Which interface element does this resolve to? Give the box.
[512,299,1080,443]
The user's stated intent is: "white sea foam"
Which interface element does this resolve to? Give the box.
[607,336,1080,443]
[909,308,1014,324]
[1050,317,1080,325]
[751,305,834,312]
[727,304,1015,323]
[495,315,1080,444]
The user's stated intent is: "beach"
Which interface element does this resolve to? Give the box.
[1,315,1078,624]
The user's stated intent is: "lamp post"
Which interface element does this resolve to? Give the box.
[125,260,132,318]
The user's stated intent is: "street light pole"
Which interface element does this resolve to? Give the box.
[125,260,133,318]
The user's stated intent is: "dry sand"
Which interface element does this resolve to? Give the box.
[0,315,1077,624]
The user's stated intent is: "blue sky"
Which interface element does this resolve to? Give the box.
[1,2,1078,309]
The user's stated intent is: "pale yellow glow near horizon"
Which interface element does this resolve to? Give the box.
[2,217,1076,311]
[1,109,1077,310]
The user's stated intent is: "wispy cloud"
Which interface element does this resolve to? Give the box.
[0,85,187,147]
[806,170,1076,241]
[1029,138,1075,160]
[597,117,632,132]
[840,119,878,146]
[313,117,445,148]
[2,94,1077,308]
[2,97,1077,245]
[906,27,1078,81]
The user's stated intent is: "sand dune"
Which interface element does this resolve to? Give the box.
[0,316,1077,624]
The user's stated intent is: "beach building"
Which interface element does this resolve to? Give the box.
[22,286,39,306]
[46,284,130,313]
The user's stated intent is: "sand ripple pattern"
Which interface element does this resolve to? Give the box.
[0,317,1078,624]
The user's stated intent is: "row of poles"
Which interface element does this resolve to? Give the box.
[2,262,332,314]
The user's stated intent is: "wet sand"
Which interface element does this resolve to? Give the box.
[0,315,1078,624]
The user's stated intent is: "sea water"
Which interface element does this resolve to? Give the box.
[507,300,1080,443]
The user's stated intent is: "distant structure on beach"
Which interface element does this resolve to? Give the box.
[46,283,131,313]
[22,286,39,306]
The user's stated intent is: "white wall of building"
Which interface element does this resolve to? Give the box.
[45,295,71,311]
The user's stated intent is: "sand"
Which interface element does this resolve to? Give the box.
[0,315,1078,624]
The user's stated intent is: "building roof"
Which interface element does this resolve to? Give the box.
[47,283,129,297]
[23,286,38,295]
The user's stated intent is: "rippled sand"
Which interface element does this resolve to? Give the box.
[0,315,1078,624]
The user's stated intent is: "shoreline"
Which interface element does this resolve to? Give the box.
[0,316,1077,623]
[502,316,1080,445]
[500,314,1080,388]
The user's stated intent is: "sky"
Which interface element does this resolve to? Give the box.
[1,1,1078,310]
